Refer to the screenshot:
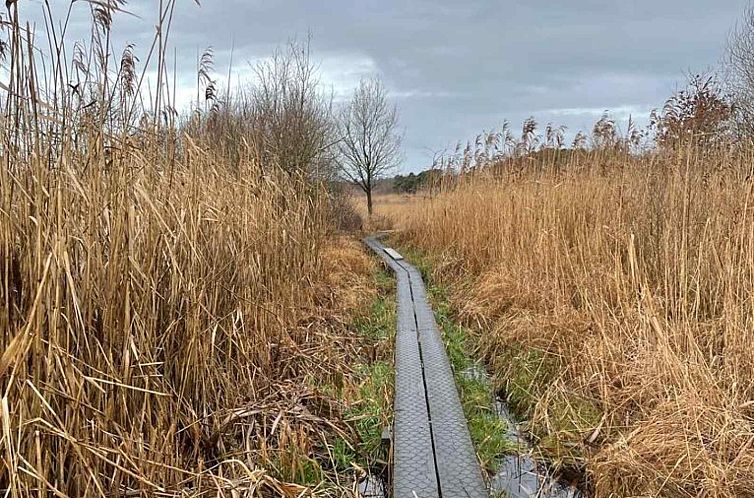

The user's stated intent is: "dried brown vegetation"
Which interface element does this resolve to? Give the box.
[387,143,754,496]
[0,1,375,497]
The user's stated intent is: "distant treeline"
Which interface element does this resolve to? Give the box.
[392,169,443,193]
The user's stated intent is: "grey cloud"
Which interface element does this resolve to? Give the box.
[17,0,752,171]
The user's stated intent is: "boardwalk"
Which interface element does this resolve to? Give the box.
[365,237,487,498]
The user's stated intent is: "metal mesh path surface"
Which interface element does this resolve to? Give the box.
[364,237,487,498]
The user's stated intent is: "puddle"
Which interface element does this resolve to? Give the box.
[491,400,581,497]
[358,474,386,498]
[461,365,583,498]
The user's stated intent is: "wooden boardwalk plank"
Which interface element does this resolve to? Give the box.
[384,247,404,260]
[365,237,439,497]
[364,236,487,498]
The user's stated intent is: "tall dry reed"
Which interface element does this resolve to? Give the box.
[0,1,368,496]
[393,148,754,497]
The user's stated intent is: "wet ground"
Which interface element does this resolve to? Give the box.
[490,401,582,498]
[358,393,584,498]
[358,475,386,498]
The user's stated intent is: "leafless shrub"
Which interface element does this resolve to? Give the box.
[247,38,337,179]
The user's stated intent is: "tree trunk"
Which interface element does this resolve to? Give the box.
[366,188,373,216]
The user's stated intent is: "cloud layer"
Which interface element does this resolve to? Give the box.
[18,0,751,171]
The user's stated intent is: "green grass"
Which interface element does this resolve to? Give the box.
[352,275,395,341]
[497,346,560,421]
[279,457,325,486]
[333,268,396,471]
[394,244,516,473]
[345,361,393,465]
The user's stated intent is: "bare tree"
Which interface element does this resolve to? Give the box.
[726,3,754,139]
[338,77,402,215]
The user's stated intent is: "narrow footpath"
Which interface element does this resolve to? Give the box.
[365,236,487,498]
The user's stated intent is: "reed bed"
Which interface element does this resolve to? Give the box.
[391,148,754,497]
[0,1,375,496]
[1,139,349,497]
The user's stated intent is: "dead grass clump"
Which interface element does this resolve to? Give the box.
[452,267,556,327]
[593,395,754,497]
[317,237,378,322]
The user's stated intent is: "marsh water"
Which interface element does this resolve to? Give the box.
[357,365,584,498]
[490,401,582,498]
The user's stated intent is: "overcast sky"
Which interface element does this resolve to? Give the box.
[24,0,753,172]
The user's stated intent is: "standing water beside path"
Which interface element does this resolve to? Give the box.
[490,400,583,498]
[461,364,583,498]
